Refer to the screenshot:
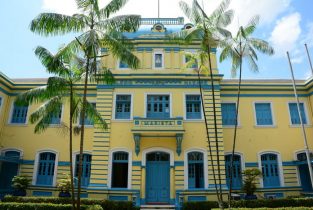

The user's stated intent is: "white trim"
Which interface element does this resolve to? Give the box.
[183,92,204,121]
[257,150,284,188]
[112,93,134,121]
[144,93,172,118]
[224,151,246,171]
[287,101,311,126]
[32,149,59,186]
[293,149,313,186]
[0,148,24,175]
[142,147,174,167]
[221,101,241,127]
[116,59,131,70]
[108,148,132,189]
[8,101,29,125]
[253,101,276,127]
[152,50,165,69]
[184,148,208,190]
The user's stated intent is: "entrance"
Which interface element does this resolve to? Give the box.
[297,153,313,192]
[146,152,170,203]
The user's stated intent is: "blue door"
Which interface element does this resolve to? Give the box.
[261,154,280,187]
[225,154,242,189]
[36,152,56,185]
[147,95,170,119]
[297,153,313,192]
[75,154,92,187]
[146,152,170,203]
[0,151,20,190]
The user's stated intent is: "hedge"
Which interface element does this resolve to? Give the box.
[2,196,139,210]
[183,198,313,210]
[212,208,313,210]
[0,202,90,210]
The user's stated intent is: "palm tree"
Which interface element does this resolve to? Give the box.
[176,0,233,207]
[30,1,140,208]
[15,46,107,210]
[219,16,274,207]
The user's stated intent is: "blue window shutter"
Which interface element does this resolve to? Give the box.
[36,152,56,186]
[11,103,28,123]
[222,103,236,125]
[188,152,204,189]
[75,154,92,187]
[147,95,170,119]
[261,154,280,187]
[115,95,131,119]
[225,154,242,189]
[289,103,307,125]
[186,95,201,119]
[255,103,273,125]
[48,105,62,124]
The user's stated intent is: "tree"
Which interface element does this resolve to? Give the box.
[30,1,140,208]
[15,46,107,209]
[219,16,274,206]
[176,0,233,208]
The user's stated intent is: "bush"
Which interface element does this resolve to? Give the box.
[2,196,139,210]
[212,208,313,210]
[183,198,313,210]
[0,202,89,210]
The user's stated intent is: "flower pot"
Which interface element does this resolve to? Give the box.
[59,191,71,197]
[244,194,257,200]
[13,189,26,196]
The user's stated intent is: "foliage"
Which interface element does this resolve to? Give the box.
[0,202,90,210]
[242,168,262,196]
[57,174,71,193]
[11,175,31,191]
[2,196,139,210]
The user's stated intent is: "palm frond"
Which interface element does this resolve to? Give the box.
[245,55,258,72]
[250,38,274,55]
[97,15,141,33]
[15,86,54,105]
[179,1,194,22]
[211,0,231,21]
[100,0,128,18]
[85,101,108,130]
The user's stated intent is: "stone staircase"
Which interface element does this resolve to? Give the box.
[140,205,176,210]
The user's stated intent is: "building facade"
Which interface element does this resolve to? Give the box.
[0,18,313,207]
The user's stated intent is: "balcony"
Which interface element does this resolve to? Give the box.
[131,117,185,156]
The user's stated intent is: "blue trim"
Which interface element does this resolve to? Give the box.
[245,162,258,167]
[32,191,52,196]
[109,195,128,201]
[187,196,207,201]
[132,161,142,166]
[174,161,184,166]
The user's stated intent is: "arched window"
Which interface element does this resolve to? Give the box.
[36,152,56,186]
[225,154,242,189]
[111,152,129,188]
[188,152,204,188]
[261,153,280,187]
[0,150,20,190]
[75,154,92,187]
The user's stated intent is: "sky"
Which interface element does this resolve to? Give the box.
[0,0,313,79]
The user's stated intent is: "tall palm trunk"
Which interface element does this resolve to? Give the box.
[197,70,220,203]
[228,54,243,208]
[207,45,224,209]
[77,57,90,210]
[69,85,76,210]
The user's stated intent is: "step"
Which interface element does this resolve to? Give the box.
[140,204,175,210]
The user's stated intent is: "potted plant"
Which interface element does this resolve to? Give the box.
[242,168,262,200]
[57,174,71,197]
[12,175,31,196]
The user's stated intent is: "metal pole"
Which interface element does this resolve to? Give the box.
[287,51,313,189]
[305,44,313,76]
[158,0,160,18]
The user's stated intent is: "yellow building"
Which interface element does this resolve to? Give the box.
[0,17,313,207]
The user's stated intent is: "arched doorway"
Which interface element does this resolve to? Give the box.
[146,152,170,204]
[297,152,313,192]
[0,151,20,193]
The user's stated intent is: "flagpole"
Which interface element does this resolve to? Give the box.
[158,0,160,18]
[305,44,313,75]
[287,51,313,189]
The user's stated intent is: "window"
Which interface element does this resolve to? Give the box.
[11,103,28,124]
[0,97,2,107]
[111,152,129,188]
[75,154,92,187]
[188,152,204,189]
[147,95,170,118]
[48,106,62,124]
[184,52,198,69]
[115,95,131,119]
[222,103,237,126]
[186,95,201,119]
[225,154,242,189]
[119,60,129,69]
[255,103,273,125]
[80,103,96,125]
[36,152,56,186]
[289,103,307,125]
[153,51,164,69]
[261,153,280,187]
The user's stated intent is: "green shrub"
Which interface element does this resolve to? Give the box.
[212,208,313,210]
[11,175,31,191]
[0,202,89,210]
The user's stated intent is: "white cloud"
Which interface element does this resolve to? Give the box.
[269,13,301,57]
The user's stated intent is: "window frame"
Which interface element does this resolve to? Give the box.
[221,101,240,127]
[152,50,164,69]
[32,149,59,186]
[253,101,275,127]
[287,101,310,126]
[257,151,284,188]
[8,101,29,125]
[144,93,172,119]
[112,93,133,121]
[108,148,132,189]
[183,93,203,121]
